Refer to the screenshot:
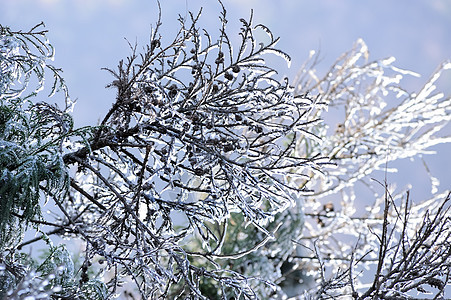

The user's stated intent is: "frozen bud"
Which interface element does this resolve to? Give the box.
[223,143,234,152]
[323,202,334,212]
[194,168,204,176]
[169,89,177,98]
[215,52,224,64]
[151,39,161,51]
[224,72,233,80]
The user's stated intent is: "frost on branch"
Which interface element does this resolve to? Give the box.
[295,39,451,197]
[3,4,450,299]
[290,39,451,298]
[61,5,325,299]
[0,23,72,111]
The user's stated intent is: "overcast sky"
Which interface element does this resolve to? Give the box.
[2,0,450,200]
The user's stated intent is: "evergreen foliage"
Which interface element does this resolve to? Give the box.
[0,23,71,250]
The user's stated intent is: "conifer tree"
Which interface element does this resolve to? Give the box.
[1,2,450,299]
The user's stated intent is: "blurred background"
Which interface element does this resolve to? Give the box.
[1,0,450,221]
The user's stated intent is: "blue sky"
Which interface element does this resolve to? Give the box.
[2,1,449,122]
[2,0,451,199]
